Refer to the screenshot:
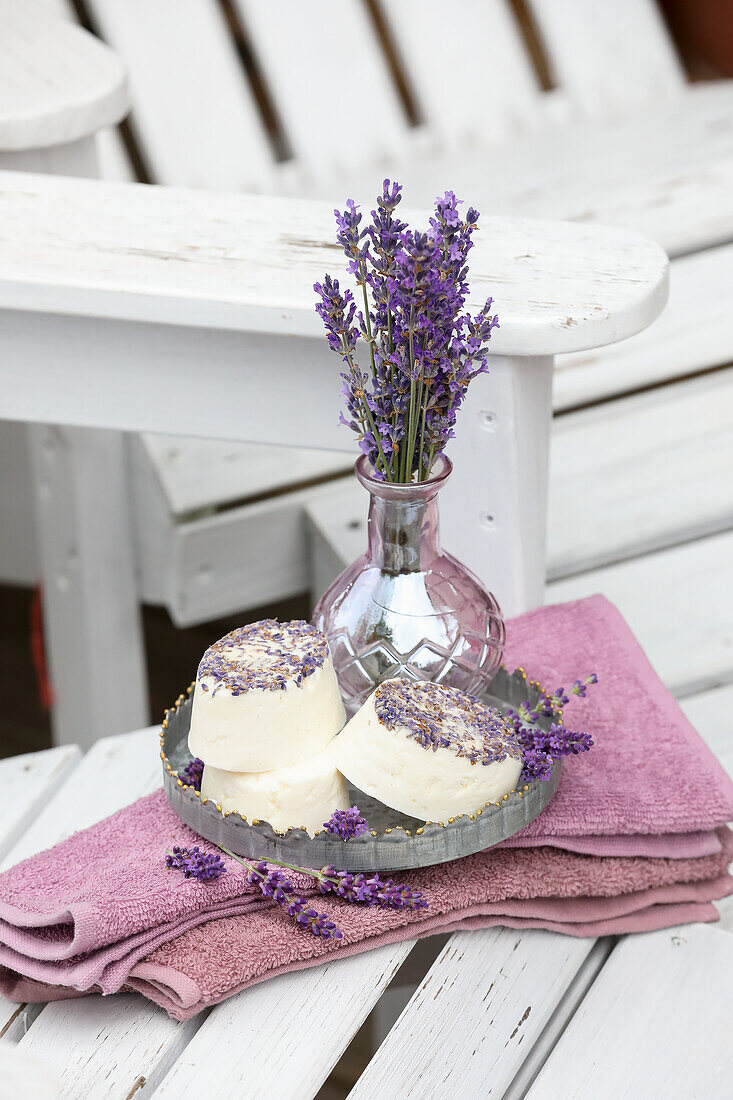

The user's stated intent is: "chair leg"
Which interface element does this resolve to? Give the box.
[441,355,554,618]
[27,425,149,748]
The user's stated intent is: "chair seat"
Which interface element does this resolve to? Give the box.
[377,81,733,259]
[0,0,128,150]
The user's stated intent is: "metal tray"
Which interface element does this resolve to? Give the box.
[161,667,560,872]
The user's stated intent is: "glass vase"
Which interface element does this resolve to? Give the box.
[312,454,505,715]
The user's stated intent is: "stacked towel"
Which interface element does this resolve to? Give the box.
[1,595,731,1020]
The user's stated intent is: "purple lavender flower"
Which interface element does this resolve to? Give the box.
[165,845,226,882]
[180,757,204,790]
[227,854,342,941]
[316,866,428,911]
[315,181,499,484]
[512,674,599,784]
[324,806,370,840]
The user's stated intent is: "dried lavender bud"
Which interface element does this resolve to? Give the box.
[222,850,342,941]
[512,674,598,784]
[323,806,370,840]
[165,845,226,882]
[180,757,204,790]
[197,619,329,697]
[317,865,428,911]
[315,180,498,484]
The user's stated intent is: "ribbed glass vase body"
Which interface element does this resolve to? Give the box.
[312,455,505,714]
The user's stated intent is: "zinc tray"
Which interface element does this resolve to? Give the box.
[161,667,560,872]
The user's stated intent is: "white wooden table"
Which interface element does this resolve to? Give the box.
[1,701,731,1099]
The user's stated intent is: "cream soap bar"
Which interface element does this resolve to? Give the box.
[334,678,523,821]
[189,619,346,772]
[201,743,350,836]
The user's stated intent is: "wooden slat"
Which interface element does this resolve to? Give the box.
[381,0,541,145]
[164,479,355,626]
[396,82,733,259]
[0,746,80,862]
[234,0,408,190]
[349,928,596,1099]
[548,530,733,699]
[680,685,733,781]
[528,0,684,118]
[548,369,733,578]
[555,243,733,410]
[141,435,350,517]
[0,171,668,355]
[0,729,205,1099]
[87,0,275,191]
[155,941,415,1100]
[525,925,733,1098]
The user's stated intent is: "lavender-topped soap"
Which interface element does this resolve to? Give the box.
[334,678,522,820]
[188,619,346,772]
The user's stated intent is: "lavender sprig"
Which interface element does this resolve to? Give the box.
[323,806,370,840]
[165,845,226,882]
[221,847,428,916]
[316,866,428,911]
[244,859,342,940]
[509,673,598,784]
[180,757,204,791]
[315,180,499,484]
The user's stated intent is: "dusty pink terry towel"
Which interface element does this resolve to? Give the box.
[5,832,731,1019]
[1,594,731,1017]
[0,790,312,994]
[500,595,733,843]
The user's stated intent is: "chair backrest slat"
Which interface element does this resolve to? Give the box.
[382,0,542,147]
[528,0,685,118]
[234,0,410,191]
[87,0,276,190]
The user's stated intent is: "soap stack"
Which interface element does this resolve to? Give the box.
[188,619,349,835]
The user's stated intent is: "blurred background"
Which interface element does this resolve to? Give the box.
[1,0,732,771]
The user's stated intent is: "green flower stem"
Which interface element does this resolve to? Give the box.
[221,846,331,887]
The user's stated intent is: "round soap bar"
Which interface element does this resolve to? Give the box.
[188,619,346,772]
[201,742,350,836]
[334,678,523,821]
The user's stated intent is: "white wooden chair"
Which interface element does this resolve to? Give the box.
[4,0,733,748]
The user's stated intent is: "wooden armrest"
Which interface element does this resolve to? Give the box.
[0,171,667,355]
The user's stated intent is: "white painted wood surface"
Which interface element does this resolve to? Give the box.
[28,424,148,747]
[1,729,205,1098]
[0,171,668,356]
[555,242,733,410]
[154,941,415,1100]
[235,0,408,191]
[0,0,128,150]
[0,745,80,862]
[350,928,597,1099]
[386,0,541,145]
[548,369,733,577]
[526,925,733,1099]
[88,0,274,192]
[528,0,685,118]
[140,436,351,518]
[442,356,554,616]
[548,530,733,700]
[680,685,733,781]
[396,82,733,259]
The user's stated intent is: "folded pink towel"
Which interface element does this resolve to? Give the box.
[0,594,731,1018]
[5,832,732,1019]
[500,595,733,850]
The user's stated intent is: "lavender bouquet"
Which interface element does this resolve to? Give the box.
[315,181,498,484]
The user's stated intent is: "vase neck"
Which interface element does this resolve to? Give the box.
[367,489,442,574]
